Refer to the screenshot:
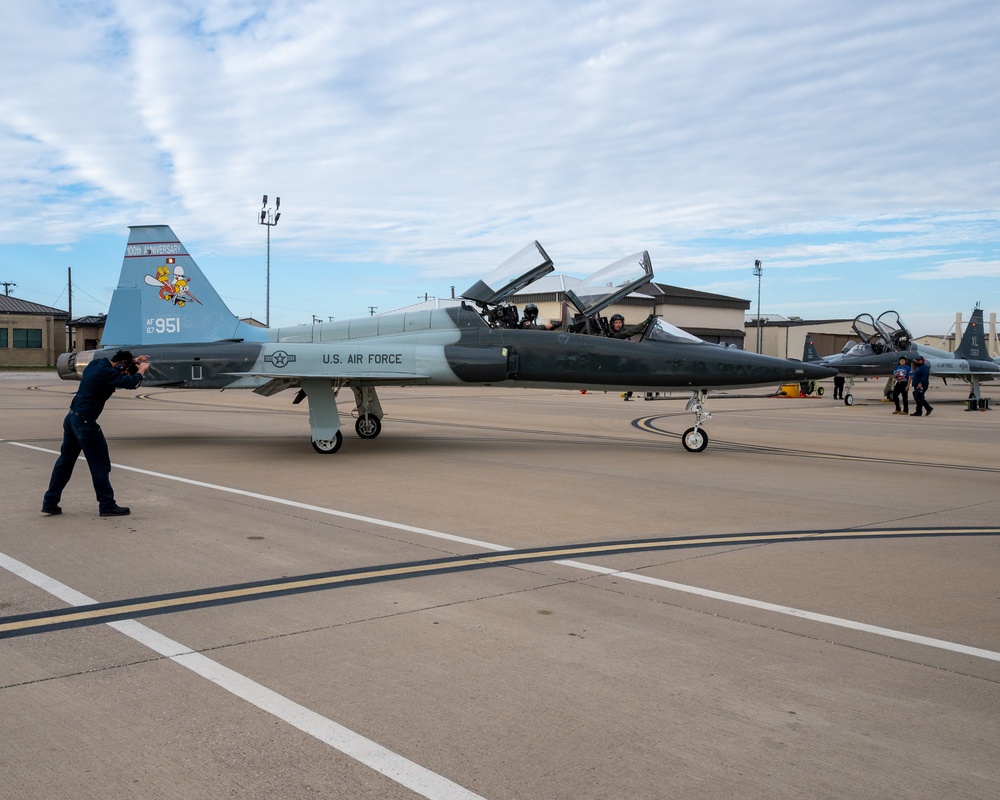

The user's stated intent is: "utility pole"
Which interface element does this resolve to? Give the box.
[753,259,763,354]
[368,306,378,316]
[258,195,281,327]
[0,281,15,296]
[67,268,74,351]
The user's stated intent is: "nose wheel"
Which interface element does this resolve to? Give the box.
[682,391,713,452]
[682,426,708,452]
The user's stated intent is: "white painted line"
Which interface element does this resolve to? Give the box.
[9,440,1000,665]
[9,441,511,553]
[554,560,1000,662]
[0,550,485,800]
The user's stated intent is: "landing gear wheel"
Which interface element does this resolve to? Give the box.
[682,426,708,453]
[311,430,343,454]
[817,386,825,396]
[844,394,854,406]
[355,414,382,439]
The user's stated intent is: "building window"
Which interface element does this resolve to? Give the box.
[13,329,43,348]
[0,329,7,348]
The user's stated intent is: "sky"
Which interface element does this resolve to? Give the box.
[0,0,998,337]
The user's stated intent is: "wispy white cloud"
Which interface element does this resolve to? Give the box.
[0,0,997,328]
[903,260,1000,280]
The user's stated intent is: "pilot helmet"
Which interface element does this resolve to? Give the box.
[524,303,539,318]
[610,313,625,327]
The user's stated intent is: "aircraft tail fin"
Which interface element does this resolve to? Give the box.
[802,336,821,362]
[954,307,988,360]
[100,225,268,347]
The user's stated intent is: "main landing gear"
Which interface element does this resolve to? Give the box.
[355,413,382,439]
[351,385,384,440]
[682,390,712,453]
[311,430,343,454]
[303,383,385,453]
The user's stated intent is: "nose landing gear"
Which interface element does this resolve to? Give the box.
[682,391,712,453]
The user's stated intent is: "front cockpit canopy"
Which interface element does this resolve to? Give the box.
[460,241,554,306]
[643,317,704,344]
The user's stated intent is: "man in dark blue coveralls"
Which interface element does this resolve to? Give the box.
[42,349,151,517]
[909,354,934,417]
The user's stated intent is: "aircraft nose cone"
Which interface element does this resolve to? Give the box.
[801,362,838,380]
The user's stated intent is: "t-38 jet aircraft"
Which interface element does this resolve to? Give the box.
[804,307,999,406]
[57,225,833,453]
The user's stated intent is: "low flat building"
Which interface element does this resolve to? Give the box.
[746,314,856,360]
[0,296,69,368]
[512,276,751,345]
[69,314,106,352]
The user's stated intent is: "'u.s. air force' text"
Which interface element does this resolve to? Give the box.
[324,353,403,364]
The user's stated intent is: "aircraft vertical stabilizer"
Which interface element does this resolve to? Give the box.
[101,225,269,347]
[802,337,821,362]
[953,307,988,360]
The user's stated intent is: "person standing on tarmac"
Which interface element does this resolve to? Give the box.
[909,355,934,417]
[42,349,151,517]
[891,356,911,415]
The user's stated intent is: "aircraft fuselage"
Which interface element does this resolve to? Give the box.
[60,307,828,394]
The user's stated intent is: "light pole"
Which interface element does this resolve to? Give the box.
[753,259,763,354]
[258,195,281,327]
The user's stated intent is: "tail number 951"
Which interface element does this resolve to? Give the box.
[146,317,181,334]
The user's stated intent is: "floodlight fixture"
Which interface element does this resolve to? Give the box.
[258,194,283,327]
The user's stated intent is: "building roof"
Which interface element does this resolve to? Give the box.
[379,297,464,315]
[70,314,107,326]
[382,274,751,315]
[745,313,853,327]
[641,282,750,310]
[0,296,68,316]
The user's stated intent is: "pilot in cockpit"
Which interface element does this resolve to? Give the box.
[608,313,656,340]
[519,303,561,331]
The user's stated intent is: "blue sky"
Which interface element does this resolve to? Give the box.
[1,0,998,336]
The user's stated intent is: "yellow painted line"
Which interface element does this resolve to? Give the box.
[2,527,995,638]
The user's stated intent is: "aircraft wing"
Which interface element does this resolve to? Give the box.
[238,371,432,397]
[231,370,431,382]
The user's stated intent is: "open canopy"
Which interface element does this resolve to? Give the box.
[565,251,654,317]
[460,241,554,305]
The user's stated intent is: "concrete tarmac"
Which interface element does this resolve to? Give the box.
[1,371,998,799]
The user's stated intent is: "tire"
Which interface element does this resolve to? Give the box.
[844,394,854,406]
[682,426,708,453]
[355,414,382,439]
[311,430,343,454]
[817,387,825,396]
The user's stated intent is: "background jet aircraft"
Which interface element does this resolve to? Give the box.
[58,225,833,453]
[804,307,999,406]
